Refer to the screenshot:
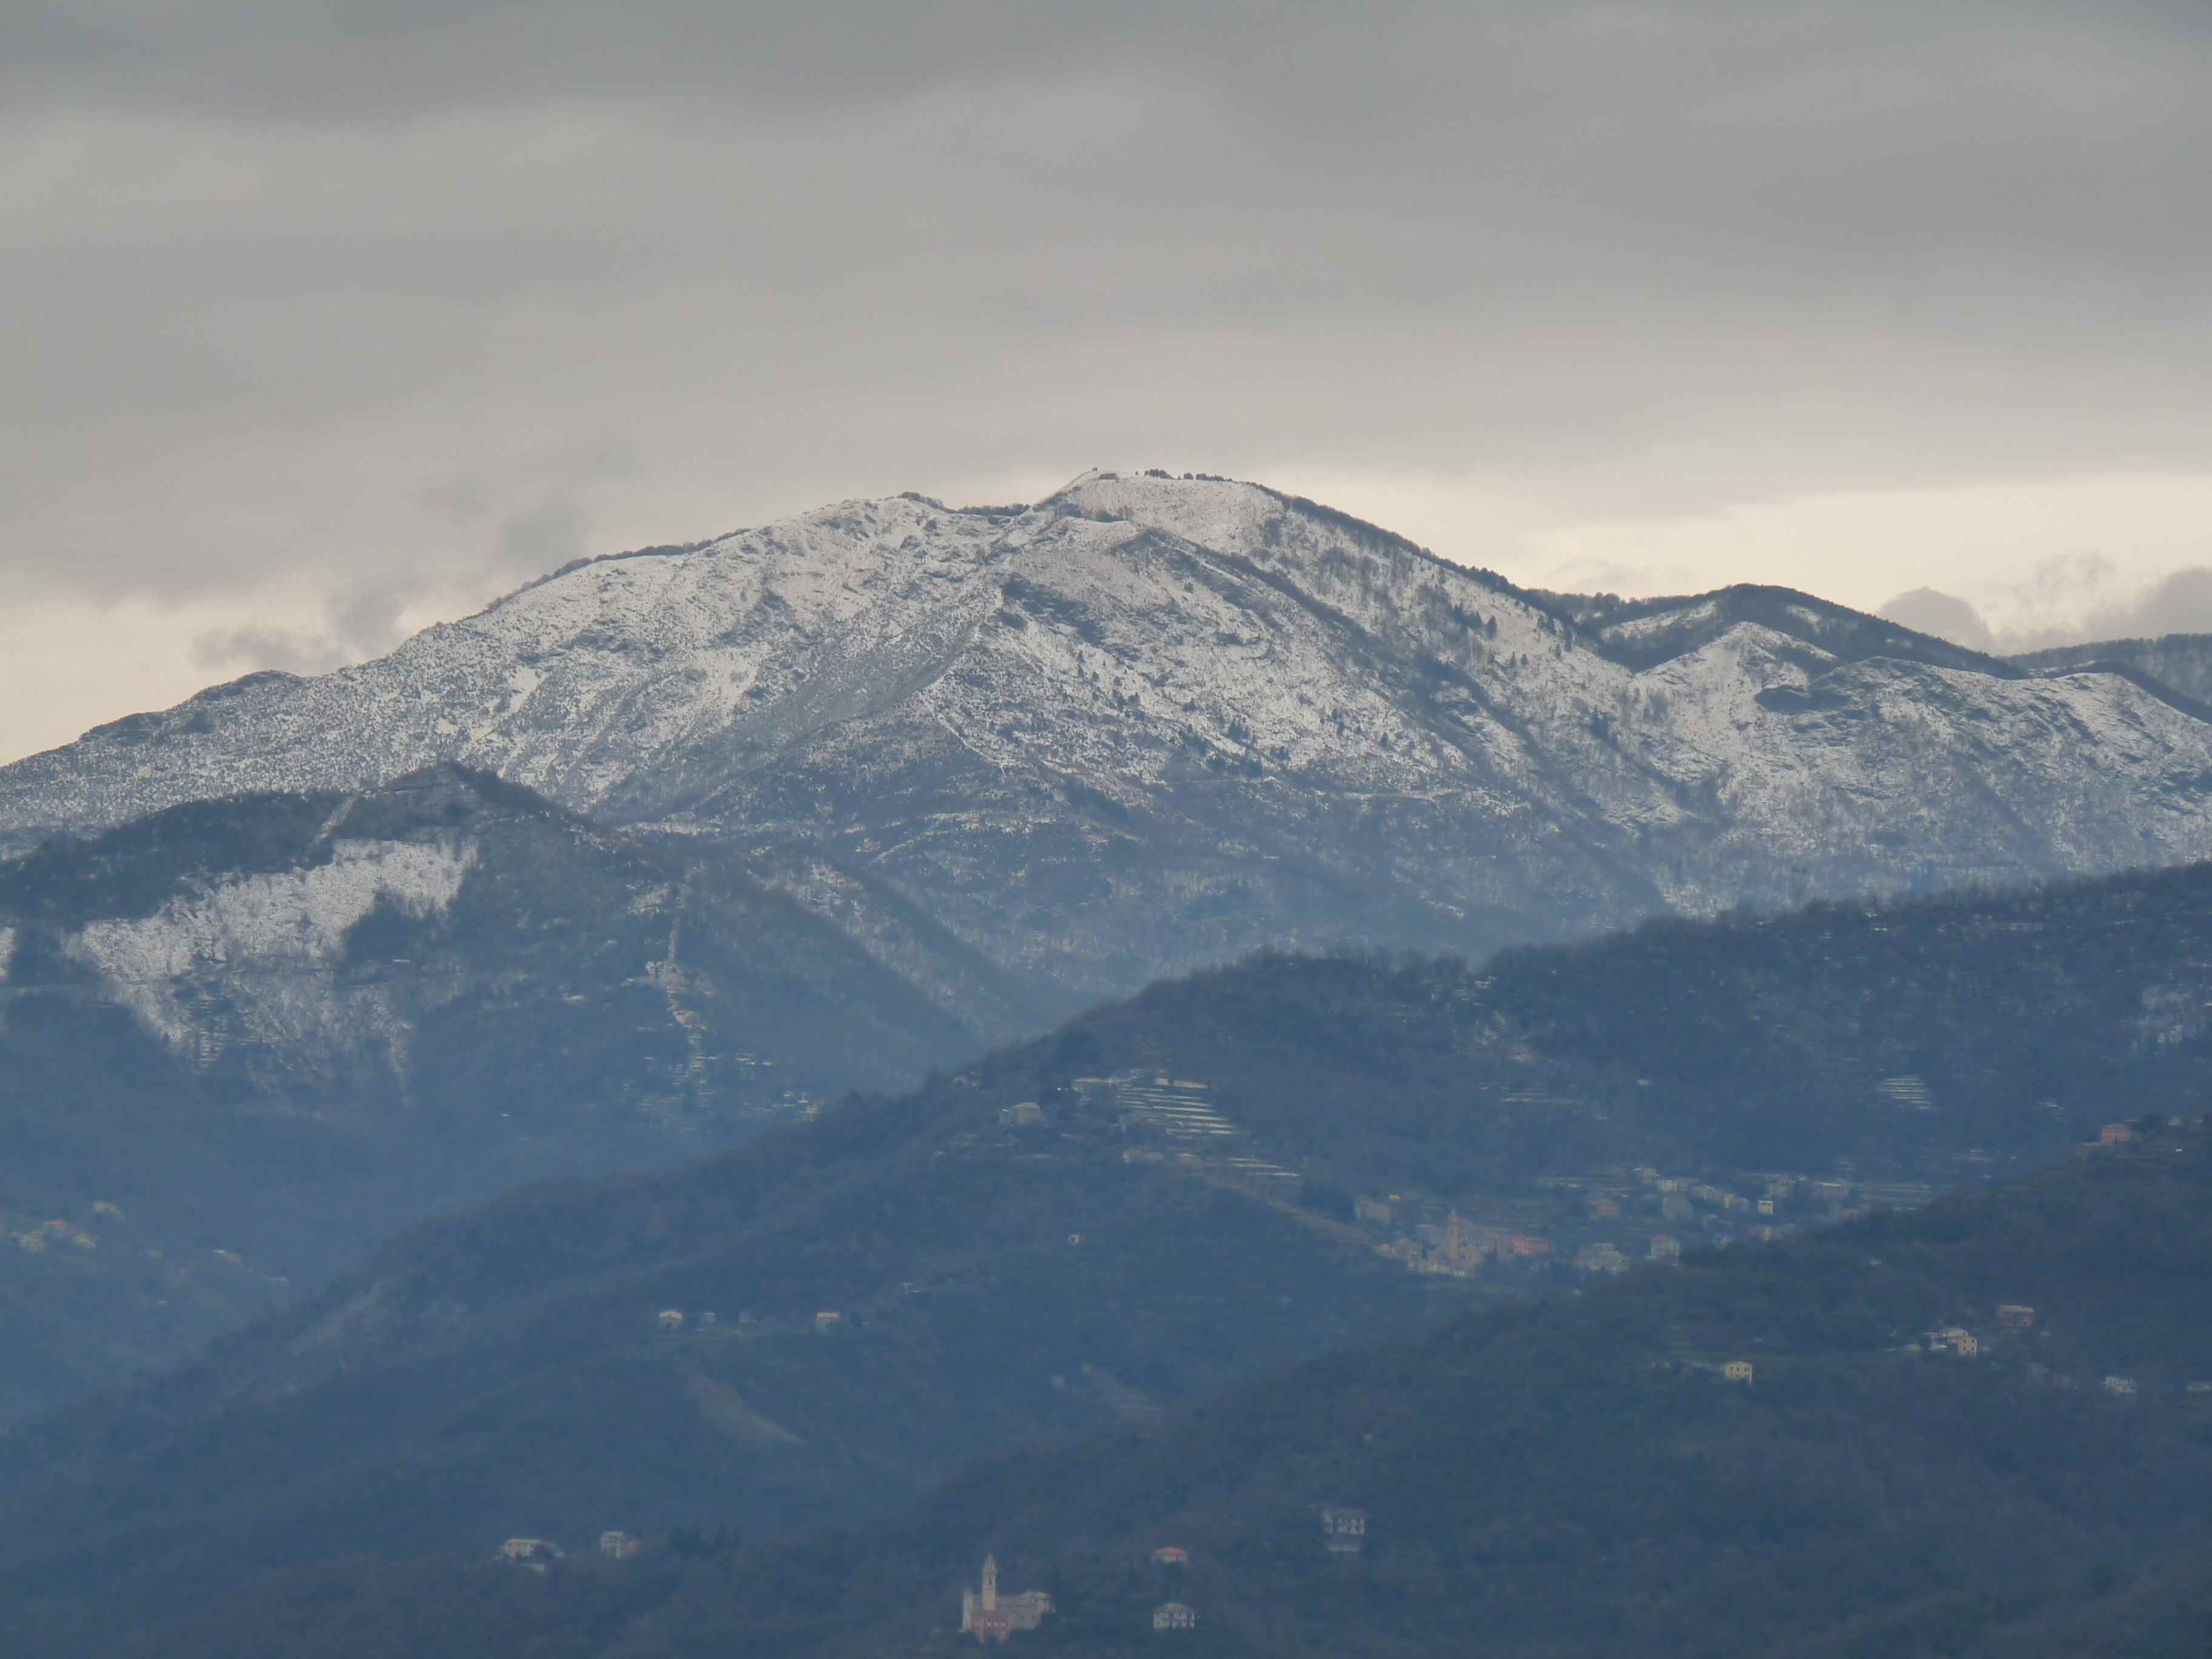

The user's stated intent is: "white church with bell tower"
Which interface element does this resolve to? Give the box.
[960,1553,1053,1643]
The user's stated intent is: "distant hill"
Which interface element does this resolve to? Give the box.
[0,765,982,1425]
[133,1119,2212,1658]
[1541,581,2018,677]
[8,472,2212,1019]
[12,857,2212,1647]
[2014,631,2212,714]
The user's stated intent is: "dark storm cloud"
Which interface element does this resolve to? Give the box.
[5,1,2211,648]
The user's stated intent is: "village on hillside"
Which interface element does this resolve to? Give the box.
[637,1071,2201,1395]
[984,1068,1969,1288]
[494,1111,2212,1647]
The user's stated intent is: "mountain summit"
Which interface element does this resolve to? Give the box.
[6,470,2211,1010]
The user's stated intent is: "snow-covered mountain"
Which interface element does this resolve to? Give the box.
[7,469,2212,1011]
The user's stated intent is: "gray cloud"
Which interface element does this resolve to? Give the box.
[1877,588,1997,652]
[5,0,2212,699]
[192,571,442,677]
[2056,568,2212,647]
[495,499,592,576]
[1883,566,2212,655]
[189,622,338,678]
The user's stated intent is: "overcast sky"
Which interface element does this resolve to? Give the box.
[4,1,2210,763]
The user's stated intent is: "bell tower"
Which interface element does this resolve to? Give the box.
[982,1553,999,1611]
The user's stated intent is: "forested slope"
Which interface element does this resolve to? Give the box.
[14,858,2212,1649]
[0,765,979,1423]
[132,1121,2212,1658]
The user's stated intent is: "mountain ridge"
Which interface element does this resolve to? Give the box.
[8,472,2212,1018]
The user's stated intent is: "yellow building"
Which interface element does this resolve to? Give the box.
[960,1554,1052,1644]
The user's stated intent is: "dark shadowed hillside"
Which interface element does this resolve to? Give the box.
[9,859,2212,1649]
[0,765,980,1424]
[135,1120,2212,1658]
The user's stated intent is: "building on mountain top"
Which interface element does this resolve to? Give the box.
[1997,1304,2036,1330]
[1722,1361,1755,1384]
[1000,1101,1045,1127]
[1153,1602,1199,1630]
[2100,1122,2134,1147]
[597,1530,642,1559]
[2104,1375,2138,1397]
[814,1310,843,1332]
[1649,1234,1681,1262]
[497,1538,561,1572]
[657,1309,683,1331]
[960,1554,1052,1644]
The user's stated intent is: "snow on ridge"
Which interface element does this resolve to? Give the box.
[1051,470,1277,554]
[1604,599,1720,643]
[1643,622,1832,683]
[10,470,2212,996]
[66,838,478,1052]
[0,924,14,982]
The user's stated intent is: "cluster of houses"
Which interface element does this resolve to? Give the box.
[1675,1358,1757,1384]
[1348,1159,1957,1286]
[651,1307,845,1335]
[2070,1119,2212,1159]
[1358,1198,1552,1276]
[10,1216,97,1255]
[494,1530,643,1574]
[1907,1302,2045,1360]
[1896,1293,2212,1401]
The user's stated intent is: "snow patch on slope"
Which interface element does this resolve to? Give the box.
[0,924,14,982]
[66,839,477,1053]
